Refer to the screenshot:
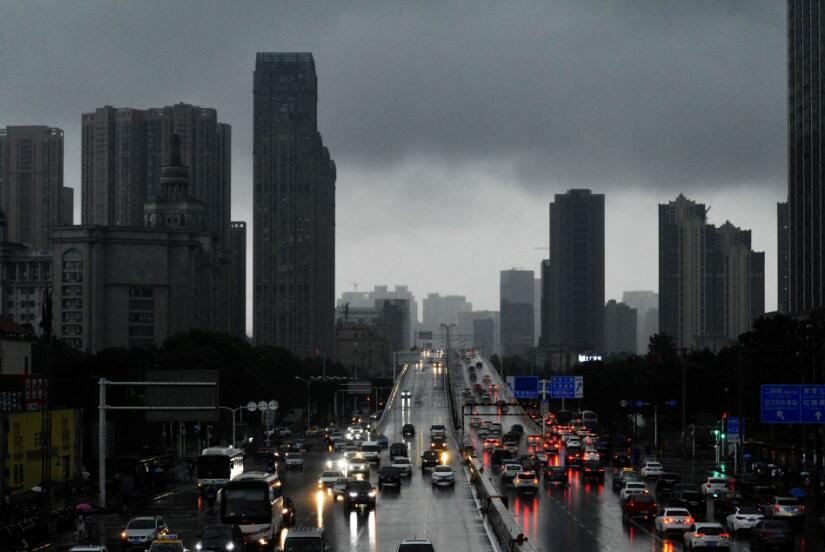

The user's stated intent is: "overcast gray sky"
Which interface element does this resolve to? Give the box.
[0,1,787,329]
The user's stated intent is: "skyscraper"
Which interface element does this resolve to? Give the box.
[229,221,247,339]
[500,269,535,357]
[621,290,659,354]
[546,189,605,353]
[659,194,707,350]
[788,4,825,315]
[777,202,789,313]
[0,126,65,250]
[604,300,637,355]
[253,52,336,356]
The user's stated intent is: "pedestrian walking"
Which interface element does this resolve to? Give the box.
[76,513,87,543]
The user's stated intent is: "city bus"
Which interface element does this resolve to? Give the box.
[221,471,284,549]
[197,447,245,490]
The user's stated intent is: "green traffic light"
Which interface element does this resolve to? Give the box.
[713,429,720,436]
[720,433,726,440]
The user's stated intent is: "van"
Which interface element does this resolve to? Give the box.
[283,529,329,552]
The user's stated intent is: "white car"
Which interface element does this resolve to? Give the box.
[640,461,664,478]
[430,424,447,438]
[619,482,648,501]
[401,391,411,399]
[566,437,582,449]
[655,508,695,535]
[512,471,539,493]
[284,452,304,469]
[391,456,412,477]
[121,516,167,549]
[431,465,455,486]
[765,496,805,519]
[359,442,381,463]
[318,471,343,487]
[683,522,730,550]
[500,463,523,482]
[701,476,728,496]
[726,506,764,532]
[470,417,481,428]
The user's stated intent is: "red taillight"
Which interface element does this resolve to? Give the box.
[694,533,705,538]
[706,483,712,487]
[800,505,806,512]
[664,518,672,524]
[720,533,730,539]
[774,505,780,512]
[686,517,694,525]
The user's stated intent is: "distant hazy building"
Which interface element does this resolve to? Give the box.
[777,202,789,313]
[659,194,707,350]
[422,293,471,338]
[621,290,659,354]
[338,285,418,346]
[533,277,541,347]
[604,300,637,355]
[0,126,65,250]
[500,269,535,357]
[788,3,825,315]
[253,52,336,356]
[643,308,659,353]
[61,187,74,225]
[473,318,495,358]
[334,321,387,377]
[229,221,247,339]
[457,310,497,354]
[546,189,605,354]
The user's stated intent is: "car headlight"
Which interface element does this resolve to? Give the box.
[368,490,376,497]
[349,492,358,497]
[283,507,289,514]
[195,543,202,550]
[121,531,128,540]
[225,543,235,551]
[258,538,267,546]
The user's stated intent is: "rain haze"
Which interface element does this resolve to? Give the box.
[0,1,787,330]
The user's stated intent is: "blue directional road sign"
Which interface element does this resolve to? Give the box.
[512,376,539,399]
[801,385,825,423]
[726,417,742,437]
[761,385,801,423]
[549,376,576,399]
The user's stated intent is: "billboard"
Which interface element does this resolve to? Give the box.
[145,370,219,422]
[512,376,539,399]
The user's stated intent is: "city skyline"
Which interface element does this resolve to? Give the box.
[0,2,787,332]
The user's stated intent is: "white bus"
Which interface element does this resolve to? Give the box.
[197,447,245,490]
[221,471,284,549]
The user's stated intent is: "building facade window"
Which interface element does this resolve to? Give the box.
[128,287,155,347]
[60,249,84,349]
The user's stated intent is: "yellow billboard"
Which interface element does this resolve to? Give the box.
[6,409,77,495]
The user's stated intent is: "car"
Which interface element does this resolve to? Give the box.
[421,450,440,471]
[656,471,682,494]
[489,422,502,435]
[70,548,108,552]
[333,477,354,498]
[148,535,187,552]
[282,497,296,526]
[396,539,435,552]
[120,516,168,551]
[430,436,448,450]
[390,442,409,460]
[348,460,370,477]
[701,476,729,496]
[431,465,456,486]
[344,480,377,509]
[332,437,348,451]
[284,452,304,469]
[378,466,402,488]
[360,441,382,464]
[674,489,706,520]
[483,437,500,451]
[503,440,519,456]
[622,493,657,522]
[619,481,649,501]
[640,461,664,478]
[654,508,695,536]
[430,424,447,438]
[477,427,490,439]
[566,436,581,449]
[566,446,583,466]
[513,471,539,494]
[612,470,639,491]
[500,463,523,483]
[683,522,730,550]
[510,424,524,434]
[376,434,389,448]
[582,460,605,481]
[469,417,481,428]
[765,496,804,519]
[318,471,344,488]
[714,490,748,520]
[402,424,415,437]
[750,520,793,551]
[283,529,327,552]
[391,456,413,477]
[612,452,631,467]
[401,391,411,399]
[543,466,568,486]
[726,506,765,533]
[526,434,542,447]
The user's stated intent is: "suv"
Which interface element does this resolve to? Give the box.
[121,517,167,551]
[390,442,408,460]
[501,463,523,484]
[195,525,244,552]
[345,480,377,509]
[391,456,412,477]
[421,450,440,472]
[513,471,539,494]
[402,424,415,437]
[582,460,605,482]
[430,424,447,438]
[544,466,567,487]
[397,540,435,552]
[378,466,402,488]
[622,494,657,522]
[765,496,804,519]
[283,529,327,552]
[683,523,730,550]
[640,461,664,478]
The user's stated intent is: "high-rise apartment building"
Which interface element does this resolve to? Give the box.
[604,300,637,355]
[0,126,65,250]
[788,3,825,315]
[500,269,535,357]
[659,195,707,350]
[546,189,605,353]
[621,290,659,354]
[229,221,247,339]
[253,52,336,356]
[422,293,472,336]
[777,202,789,313]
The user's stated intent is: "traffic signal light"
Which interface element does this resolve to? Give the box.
[713,429,720,436]
[720,433,726,440]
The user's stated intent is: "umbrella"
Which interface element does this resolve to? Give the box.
[75,503,92,511]
[790,487,806,498]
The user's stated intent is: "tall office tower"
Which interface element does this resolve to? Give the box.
[704,222,764,342]
[473,318,495,358]
[546,189,605,353]
[777,202,789,313]
[659,194,707,350]
[788,4,825,314]
[0,126,64,250]
[229,221,247,339]
[603,300,637,355]
[643,308,659,353]
[533,277,541,347]
[500,269,535,357]
[621,290,659,354]
[253,52,336,356]
[539,259,551,347]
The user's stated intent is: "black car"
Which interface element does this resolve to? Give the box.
[655,472,681,494]
[510,424,524,434]
[582,460,605,481]
[344,480,376,509]
[195,525,245,552]
[490,447,510,467]
[612,452,631,467]
[544,466,568,487]
[517,455,540,472]
[390,442,408,460]
[282,497,296,526]
[378,466,402,488]
[673,490,705,520]
[430,436,447,450]
[750,520,793,551]
[402,424,415,437]
[566,446,583,467]
[421,450,439,472]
